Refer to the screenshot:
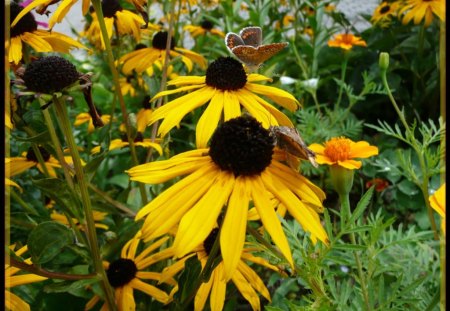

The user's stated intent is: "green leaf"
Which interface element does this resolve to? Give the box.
[397,179,420,195]
[349,186,374,224]
[83,153,105,182]
[43,278,97,294]
[332,244,367,251]
[171,255,202,308]
[27,221,74,264]
[12,131,51,144]
[33,178,82,219]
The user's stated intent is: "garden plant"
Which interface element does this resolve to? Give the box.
[5,0,446,310]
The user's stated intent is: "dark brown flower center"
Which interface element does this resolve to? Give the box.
[379,4,391,14]
[121,132,144,142]
[10,2,38,37]
[102,0,123,18]
[203,228,220,256]
[209,116,274,176]
[22,56,80,94]
[106,258,138,287]
[26,146,50,162]
[200,20,214,30]
[152,31,176,50]
[205,57,247,91]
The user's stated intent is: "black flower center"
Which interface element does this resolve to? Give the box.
[10,2,38,38]
[106,258,138,288]
[209,116,274,176]
[200,20,214,30]
[142,96,151,109]
[22,56,80,94]
[134,43,147,50]
[121,132,144,142]
[26,146,50,162]
[203,228,220,256]
[102,0,123,18]
[379,4,391,14]
[152,31,176,50]
[205,57,247,91]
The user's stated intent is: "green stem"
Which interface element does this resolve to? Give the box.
[339,193,371,311]
[9,189,39,215]
[335,52,349,108]
[91,0,148,205]
[440,232,446,311]
[40,101,74,188]
[380,69,439,240]
[52,96,116,310]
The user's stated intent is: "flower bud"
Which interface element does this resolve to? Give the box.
[379,52,390,71]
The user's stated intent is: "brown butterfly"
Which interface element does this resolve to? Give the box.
[225,26,288,71]
[270,126,318,169]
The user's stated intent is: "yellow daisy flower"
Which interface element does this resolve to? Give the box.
[118,74,148,97]
[5,245,48,311]
[8,2,87,65]
[50,210,110,230]
[183,20,225,38]
[309,137,379,170]
[148,56,301,148]
[160,229,280,310]
[85,232,175,310]
[91,132,163,155]
[399,0,445,27]
[371,1,401,27]
[82,0,146,50]
[429,183,445,235]
[74,112,111,133]
[327,33,367,50]
[117,31,207,75]
[126,116,329,281]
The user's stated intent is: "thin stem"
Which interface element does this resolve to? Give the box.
[91,0,148,205]
[40,101,74,188]
[339,193,371,311]
[52,95,116,310]
[31,144,51,177]
[89,184,136,217]
[439,232,446,311]
[335,52,349,109]
[380,69,439,240]
[7,256,97,280]
[9,189,39,215]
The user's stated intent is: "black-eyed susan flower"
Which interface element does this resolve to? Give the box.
[7,146,63,178]
[91,132,163,155]
[50,210,110,230]
[74,111,111,133]
[429,183,445,235]
[118,74,148,97]
[309,137,379,170]
[117,31,207,75]
[85,232,174,310]
[160,228,280,310]
[371,1,401,27]
[399,0,445,27]
[8,2,87,65]
[5,244,48,311]
[148,56,301,148]
[82,0,146,50]
[126,116,329,281]
[183,20,225,38]
[327,33,367,50]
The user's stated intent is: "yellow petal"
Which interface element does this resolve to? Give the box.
[210,264,227,311]
[196,91,224,148]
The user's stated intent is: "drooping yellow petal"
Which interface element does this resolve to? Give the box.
[8,274,48,287]
[220,176,250,281]
[48,0,78,29]
[245,83,300,111]
[9,36,23,64]
[237,260,271,301]
[210,264,227,311]
[21,32,53,52]
[196,91,224,148]
[194,270,214,311]
[7,158,36,177]
[5,290,31,311]
[167,75,206,86]
[173,171,235,258]
[223,91,241,121]
[250,176,294,268]
[10,0,50,27]
[130,278,170,304]
[231,268,261,310]
[119,285,136,311]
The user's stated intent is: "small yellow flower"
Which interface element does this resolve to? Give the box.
[183,20,225,38]
[371,1,401,27]
[74,112,111,134]
[399,0,445,27]
[429,183,445,235]
[328,33,367,50]
[50,210,110,230]
[309,137,379,169]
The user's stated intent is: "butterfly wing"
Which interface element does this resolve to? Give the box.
[229,45,262,67]
[255,42,289,63]
[225,32,245,52]
[239,26,262,47]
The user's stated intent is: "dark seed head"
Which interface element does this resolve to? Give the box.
[205,57,247,91]
[26,146,50,162]
[200,20,214,31]
[10,2,38,38]
[203,228,220,256]
[379,4,391,14]
[152,31,176,50]
[101,0,123,18]
[22,56,80,94]
[209,116,274,176]
[106,258,138,288]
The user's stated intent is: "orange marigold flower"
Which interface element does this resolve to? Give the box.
[366,178,390,192]
[328,33,367,50]
[309,137,379,169]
